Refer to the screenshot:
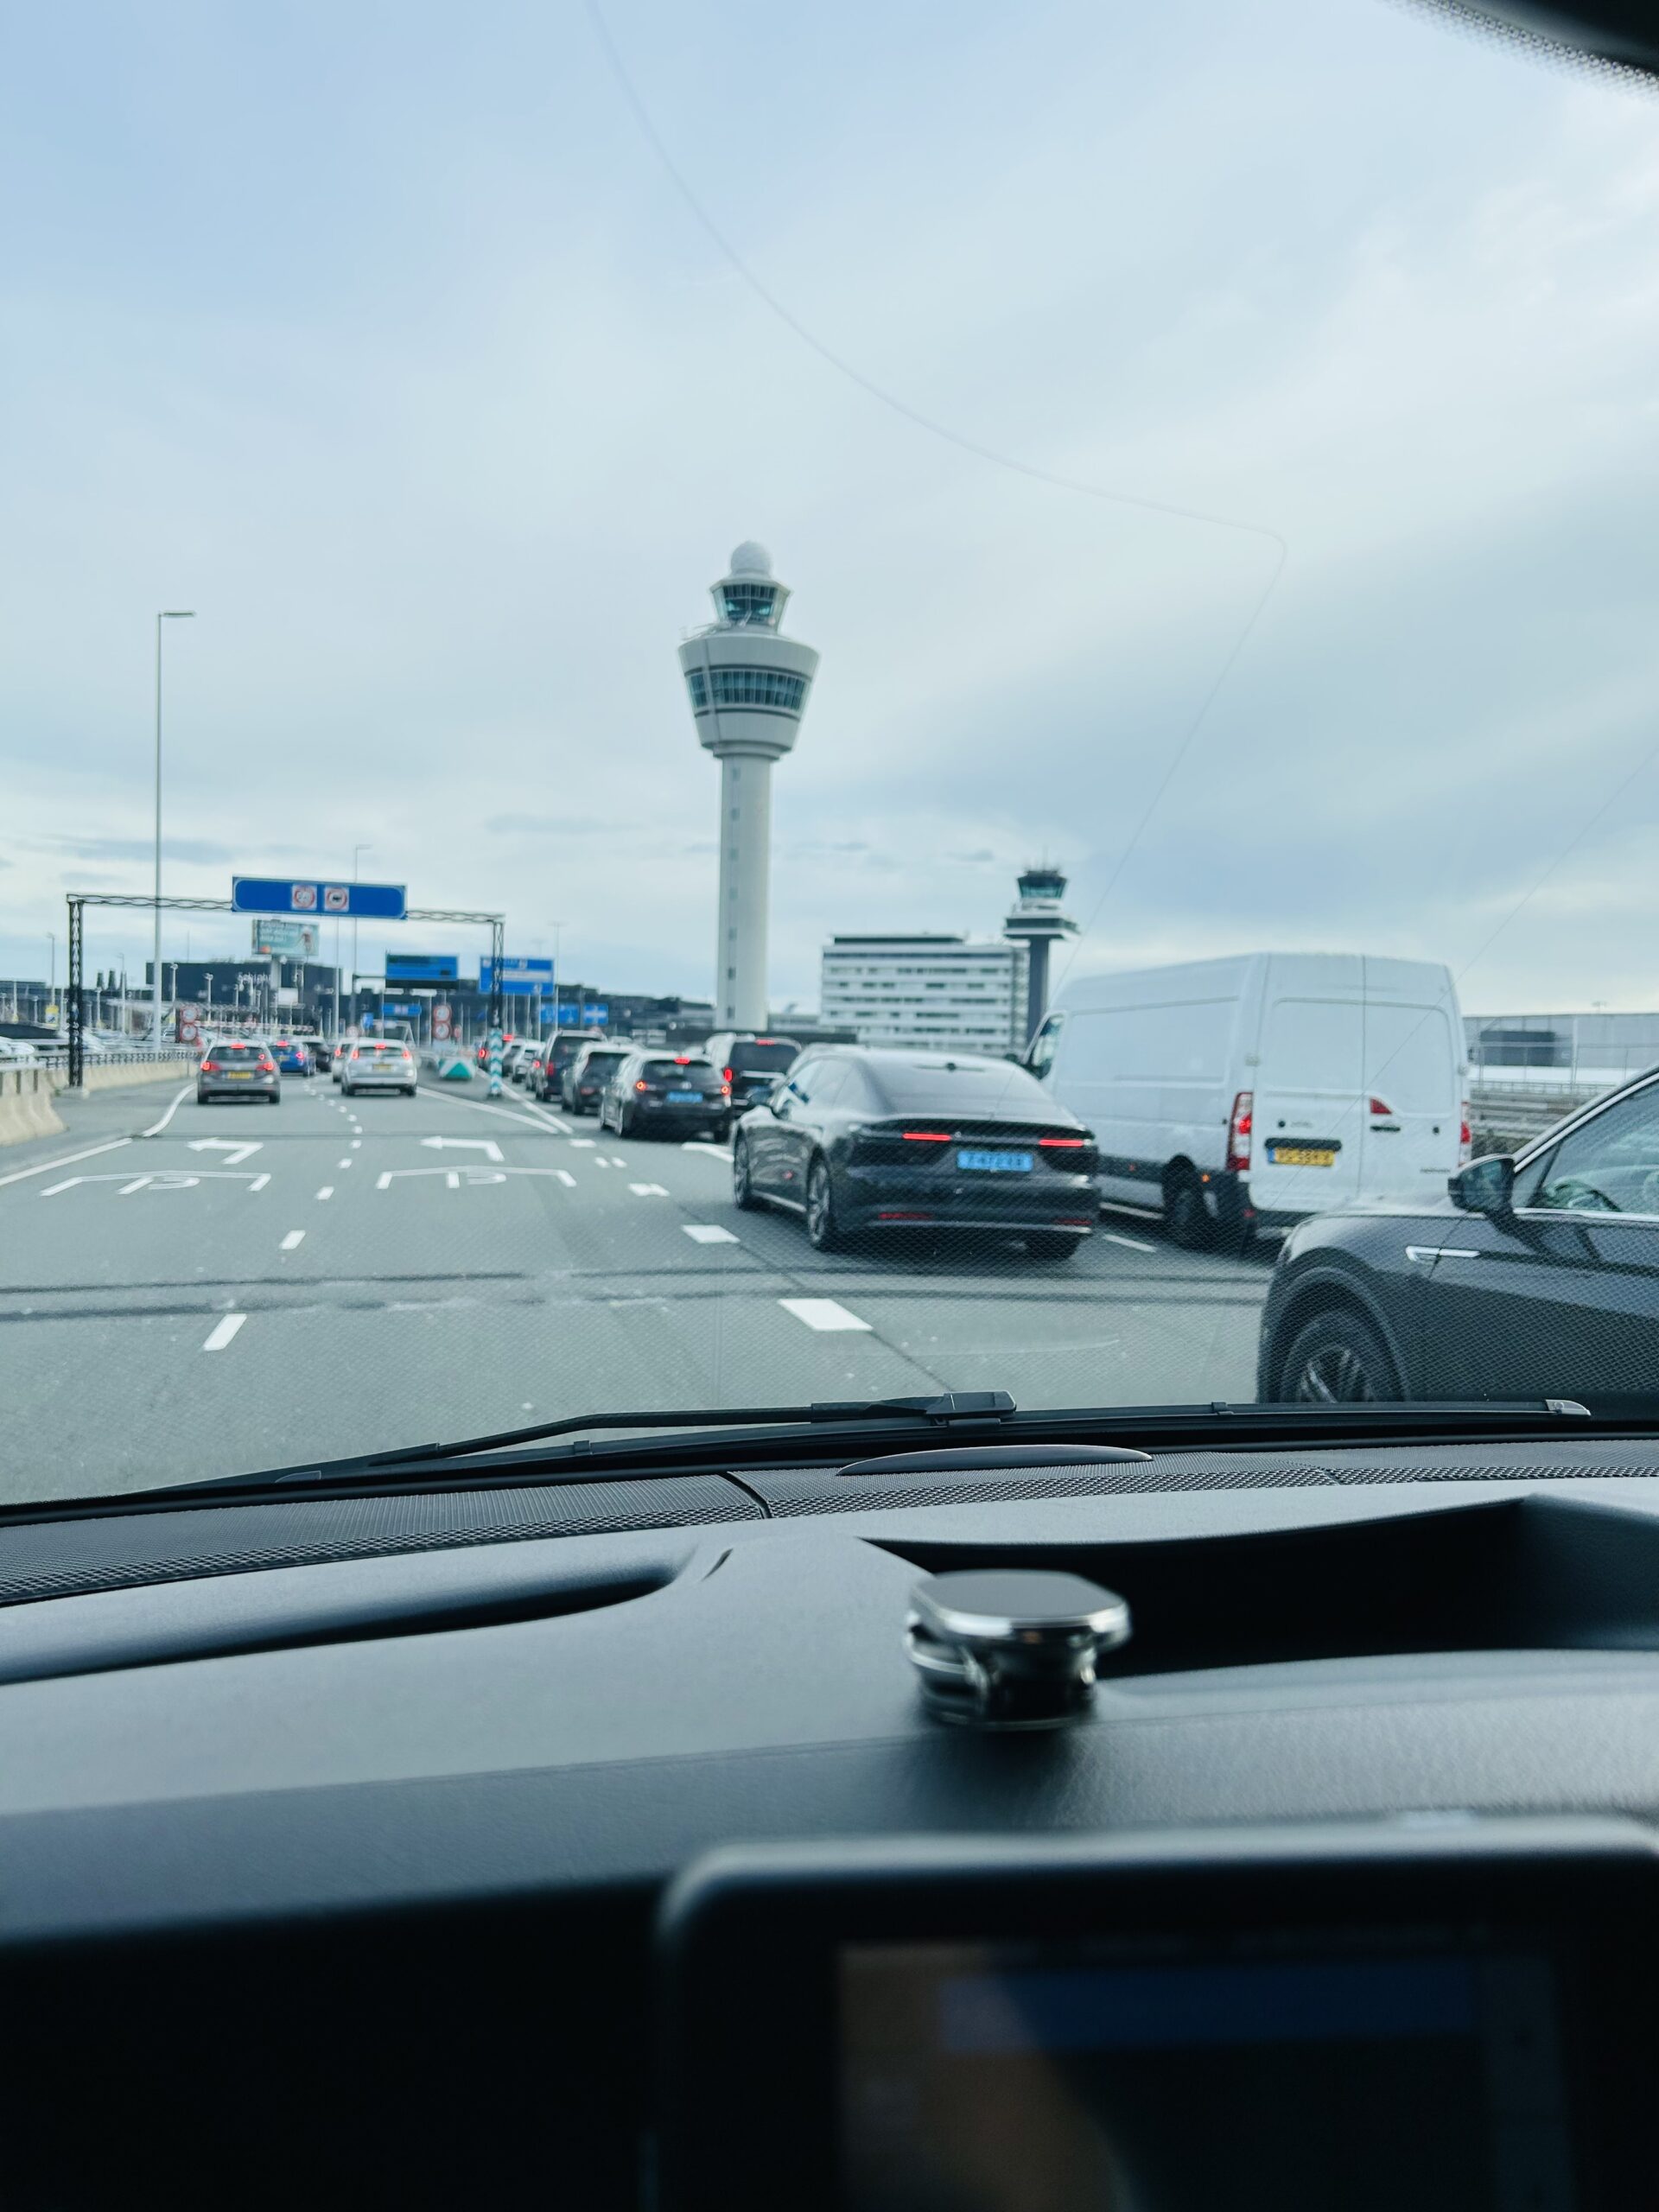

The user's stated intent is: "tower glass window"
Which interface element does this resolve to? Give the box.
[685,667,807,714]
[719,582,778,626]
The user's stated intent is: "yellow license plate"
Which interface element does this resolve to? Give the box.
[1271,1144,1335,1166]
[228,1071,251,1079]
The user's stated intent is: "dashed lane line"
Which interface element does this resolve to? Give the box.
[1103,1230,1158,1253]
[202,1313,246,1352]
[682,1142,733,1162]
[0,1136,131,1190]
[555,1169,576,1187]
[281,1230,306,1250]
[682,1224,738,1244]
[629,1182,669,1197]
[338,1159,353,1169]
[779,1297,872,1333]
[316,1186,334,1201]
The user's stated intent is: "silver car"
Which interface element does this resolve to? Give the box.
[197,1039,281,1103]
[340,1040,418,1096]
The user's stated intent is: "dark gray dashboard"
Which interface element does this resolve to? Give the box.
[6,1440,1659,2205]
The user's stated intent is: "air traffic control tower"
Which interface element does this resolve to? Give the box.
[679,543,819,1032]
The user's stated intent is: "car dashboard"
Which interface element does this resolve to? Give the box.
[7,1434,1659,2204]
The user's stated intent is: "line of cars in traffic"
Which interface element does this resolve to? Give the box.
[194,1033,418,1103]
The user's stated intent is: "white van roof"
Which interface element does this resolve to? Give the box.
[1050,951,1458,1014]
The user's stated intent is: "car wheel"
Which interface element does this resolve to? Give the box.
[1164,1167,1211,1250]
[805,1156,843,1251]
[733,1137,760,1211]
[1279,1310,1401,1405]
[1025,1230,1082,1260]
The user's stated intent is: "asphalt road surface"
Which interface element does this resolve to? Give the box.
[0,1071,1275,1503]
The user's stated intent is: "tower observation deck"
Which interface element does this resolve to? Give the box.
[678,543,819,1032]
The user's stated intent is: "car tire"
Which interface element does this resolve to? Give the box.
[805,1155,844,1251]
[1164,1166,1211,1250]
[1025,1230,1082,1260]
[733,1137,760,1211]
[1278,1309,1401,1405]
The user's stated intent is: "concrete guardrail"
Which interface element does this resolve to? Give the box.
[0,1056,194,1147]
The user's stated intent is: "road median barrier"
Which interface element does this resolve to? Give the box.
[0,1067,67,1147]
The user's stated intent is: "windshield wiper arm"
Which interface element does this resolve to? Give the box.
[182,1390,1020,1494]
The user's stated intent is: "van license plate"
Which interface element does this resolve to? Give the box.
[1268,1143,1337,1166]
[957,1150,1032,1173]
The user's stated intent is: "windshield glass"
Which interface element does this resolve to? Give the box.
[5,3,1658,1500]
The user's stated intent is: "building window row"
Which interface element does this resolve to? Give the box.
[686,666,806,713]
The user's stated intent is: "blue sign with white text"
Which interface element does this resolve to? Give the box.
[386,953,457,984]
[480,957,554,996]
[232,876,408,920]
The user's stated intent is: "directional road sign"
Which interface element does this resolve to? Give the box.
[232,876,408,920]
[480,957,552,996]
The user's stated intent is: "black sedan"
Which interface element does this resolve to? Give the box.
[731,1046,1099,1256]
[1257,1067,1659,1408]
[599,1050,729,1139]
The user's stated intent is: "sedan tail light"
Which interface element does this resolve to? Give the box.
[201,1059,219,1072]
[1225,1090,1253,1173]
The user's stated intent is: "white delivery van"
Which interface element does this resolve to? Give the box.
[1028,952,1469,1244]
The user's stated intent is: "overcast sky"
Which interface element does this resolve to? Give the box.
[4,0,1659,1015]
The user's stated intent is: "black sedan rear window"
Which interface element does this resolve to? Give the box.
[728,1041,798,1073]
[874,1060,1052,1111]
[644,1059,721,1086]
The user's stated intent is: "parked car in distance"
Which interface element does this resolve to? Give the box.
[340,1040,417,1096]
[700,1032,801,1133]
[1257,1065,1659,1409]
[197,1039,280,1104]
[733,1046,1098,1255]
[561,1040,630,1114]
[599,1051,728,1140]
[1029,951,1468,1249]
[533,1030,597,1103]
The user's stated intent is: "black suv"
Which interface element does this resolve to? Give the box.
[598,1051,729,1140]
[1257,1066,1659,1408]
[531,1031,598,1103]
[561,1040,630,1114]
[699,1032,801,1134]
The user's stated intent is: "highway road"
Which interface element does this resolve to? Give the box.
[0,1071,1274,1503]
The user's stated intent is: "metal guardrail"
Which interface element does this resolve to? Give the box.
[1467,1077,1614,1154]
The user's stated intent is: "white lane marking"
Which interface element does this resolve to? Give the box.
[1102,1230,1157,1253]
[431,1090,571,1135]
[779,1297,872,1332]
[316,1185,334,1200]
[593,1156,612,1169]
[421,1137,503,1160]
[351,1139,361,1148]
[0,1136,131,1190]
[202,1313,246,1352]
[682,1142,733,1161]
[281,1230,305,1249]
[41,1179,79,1198]
[609,1155,627,1167]
[338,1158,353,1168]
[188,1138,262,1163]
[569,1138,596,1149]
[140,1084,192,1136]
[248,1173,270,1192]
[629,1182,669,1197]
[555,1168,576,1187]
[683,1224,738,1243]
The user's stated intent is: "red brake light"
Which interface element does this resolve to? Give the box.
[1039,1135,1084,1147]
[1459,1102,1472,1163]
[674,1056,690,1064]
[722,1066,734,1085]
[201,1059,219,1072]
[904,1129,953,1142]
[1226,1090,1253,1173]
[1369,1096,1392,1117]
[634,1079,650,1091]
[755,1038,776,1045]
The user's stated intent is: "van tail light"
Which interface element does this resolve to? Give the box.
[1226,1090,1253,1173]
[1368,1096,1393,1118]
[1459,1103,1472,1165]
[722,1067,734,1086]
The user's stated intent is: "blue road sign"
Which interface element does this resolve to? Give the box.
[480,957,553,996]
[582,1003,609,1025]
[386,953,457,984]
[383,1001,420,1017]
[232,876,408,919]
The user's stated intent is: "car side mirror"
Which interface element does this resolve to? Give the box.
[1449,1154,1514,1216]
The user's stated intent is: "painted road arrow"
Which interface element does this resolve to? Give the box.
[420,1136,504,1162]
[187,1139,263,1166]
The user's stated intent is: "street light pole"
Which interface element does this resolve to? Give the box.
[152,611,195,1046]
[350,843,372,1022]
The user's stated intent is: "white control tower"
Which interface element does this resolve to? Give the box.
[679,543,819,1032]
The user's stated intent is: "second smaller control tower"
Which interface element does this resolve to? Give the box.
[679,543,819,1033]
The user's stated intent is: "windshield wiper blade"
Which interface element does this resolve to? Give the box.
[174,1390,1020,1495]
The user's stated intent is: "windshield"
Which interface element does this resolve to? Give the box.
[5,3,1659,1502]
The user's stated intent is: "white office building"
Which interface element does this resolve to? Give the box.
[820,934,1027,1056]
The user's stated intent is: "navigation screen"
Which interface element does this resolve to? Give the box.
[840,1941,1573,2210]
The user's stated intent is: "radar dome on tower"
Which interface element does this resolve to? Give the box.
[728,541,773,576]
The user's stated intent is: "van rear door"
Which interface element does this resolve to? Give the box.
[1249,978,1366,1214]
[1357,992,1461,1199]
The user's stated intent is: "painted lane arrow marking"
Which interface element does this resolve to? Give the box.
[420,1136,504,1162]
[188,1139,263,1166]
